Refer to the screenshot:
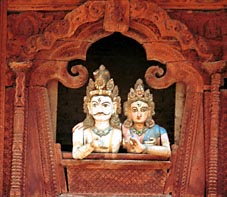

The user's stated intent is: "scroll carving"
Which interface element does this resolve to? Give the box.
[30,61,88,88]
[145,62,204,92]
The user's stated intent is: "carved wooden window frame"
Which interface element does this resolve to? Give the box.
[11,0,222,196]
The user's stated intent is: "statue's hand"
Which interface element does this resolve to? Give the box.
[91,138,108,149]
[129,137,145,153]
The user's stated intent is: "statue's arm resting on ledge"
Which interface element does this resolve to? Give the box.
[72,123,94,160]
[143,133,171,159]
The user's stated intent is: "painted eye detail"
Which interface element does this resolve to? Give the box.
[131,107,138,112]
[102,102,110,108]
[141,107,148,112]
[92,103,97,107]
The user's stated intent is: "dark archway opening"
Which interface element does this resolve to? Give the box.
[57,32,175,151]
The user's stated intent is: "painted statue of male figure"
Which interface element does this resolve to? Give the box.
[72,65,122,159]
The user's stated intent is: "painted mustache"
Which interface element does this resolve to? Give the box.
[94,112,110,116]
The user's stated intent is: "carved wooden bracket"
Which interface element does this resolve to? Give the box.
[30,61,88,88]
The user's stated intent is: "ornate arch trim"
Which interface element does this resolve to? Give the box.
[22,0,212,64]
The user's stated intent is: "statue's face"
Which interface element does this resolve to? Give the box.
[130,100,150,124]
[88,95,115,121]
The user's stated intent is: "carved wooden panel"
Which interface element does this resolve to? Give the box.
[3,0,227,196]
[64,160,170,196]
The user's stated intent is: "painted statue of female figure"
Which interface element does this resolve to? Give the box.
[72,65,122,159]
[122,79,171,160]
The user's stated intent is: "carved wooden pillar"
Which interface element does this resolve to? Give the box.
[219,89,227,194]
[0,0,7,196]
[203,60,227,196]
[207,73,221,196]
[9,62,31,197]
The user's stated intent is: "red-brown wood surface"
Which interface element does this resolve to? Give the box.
[0,1,7,196]
[62,152,171,161]
[7,0,227,11]
[1,0,227,196]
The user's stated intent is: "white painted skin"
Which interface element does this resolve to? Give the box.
[72,95,122,159]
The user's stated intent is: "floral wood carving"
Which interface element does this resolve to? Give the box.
[24,1,106,57]
[7,0,213,63]
[7,12,66,62]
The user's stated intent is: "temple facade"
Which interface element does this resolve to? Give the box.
[0,0,227,196]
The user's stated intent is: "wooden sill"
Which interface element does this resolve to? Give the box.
[61,152,171,169]
[62,151,170,160]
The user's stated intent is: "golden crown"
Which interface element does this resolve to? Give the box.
[127,78,153,103]
[85,65,119,99]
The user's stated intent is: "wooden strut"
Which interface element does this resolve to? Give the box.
[9,62,31,197]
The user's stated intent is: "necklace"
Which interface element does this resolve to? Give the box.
[92,126,112,137]
[131,127,148,136]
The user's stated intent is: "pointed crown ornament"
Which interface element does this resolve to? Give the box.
[83,65,121,114]
[127,78,153,104]
[86,65,119,98]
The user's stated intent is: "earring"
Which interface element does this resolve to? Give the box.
[145,117,155,128]
[123,119,133,128]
